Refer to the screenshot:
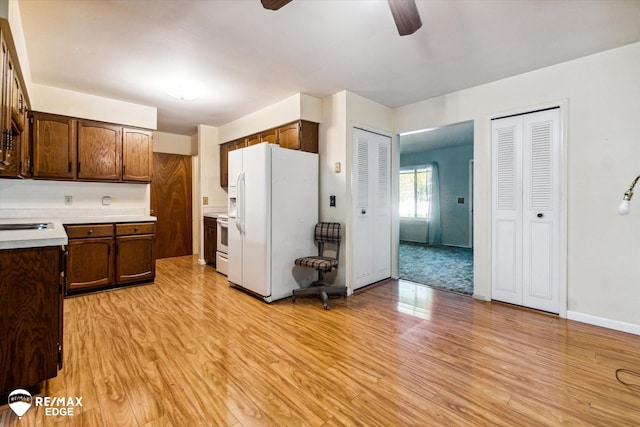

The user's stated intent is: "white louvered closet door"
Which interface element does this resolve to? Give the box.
[491,109,560,313]
[352,128,391,289]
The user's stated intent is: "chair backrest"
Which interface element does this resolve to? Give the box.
[314,222,341,244]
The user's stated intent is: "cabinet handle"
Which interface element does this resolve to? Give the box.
[134,228,138,232]
[88,229,93,235]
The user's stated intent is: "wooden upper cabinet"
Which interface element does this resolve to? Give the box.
[219,142,230,187]
[260,129,278,144]
[31,112,76,179]
[122,128,152,182]
[77,120,122,181]
[277,122,300,150]
[245,134,260,146]
[0,33,6,166]
[277,120,318,152]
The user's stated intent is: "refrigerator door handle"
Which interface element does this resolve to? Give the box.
[237,171,245,234]
[240,171,246,233]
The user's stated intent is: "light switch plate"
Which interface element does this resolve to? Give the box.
[64,196,72,205]
[102,196,111,206]
[203,196,209,205]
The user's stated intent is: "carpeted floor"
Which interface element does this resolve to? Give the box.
[399,242,474,295]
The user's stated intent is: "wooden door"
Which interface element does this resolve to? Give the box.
[31,112,76,179]
[77,120,121,181]
[151,152,193,259]
[122,128,152,182]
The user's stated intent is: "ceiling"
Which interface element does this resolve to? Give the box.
[400,120,473,154]
[18,0,640,136]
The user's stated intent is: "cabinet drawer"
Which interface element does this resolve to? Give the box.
[65,224,114,239]
[116,222,155,236]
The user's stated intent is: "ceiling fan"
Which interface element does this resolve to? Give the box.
[261,0,422,36]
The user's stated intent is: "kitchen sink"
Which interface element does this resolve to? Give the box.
[0,223,52,231]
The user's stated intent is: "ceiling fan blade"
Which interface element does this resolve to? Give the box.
[387,0,422,36]
[261,0,293,10]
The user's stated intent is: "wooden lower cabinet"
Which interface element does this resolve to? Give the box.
[1,246,63,393]
[203,216,217,267]
[66,237,114,293]
[115,226,155,284]
[65,222,155,296]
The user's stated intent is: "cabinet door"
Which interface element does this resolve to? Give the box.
[66,237,115,293]
[122,127,152,182]
[260,129,278,144]
[77,120,122,181]
[0,246,61,392]
[246,134,260,146]
[204,217,217,266]
[220,142,230,187]
[277,122,300,149]
[31,112,77,179]
[116,234,155,284]
[0,33,6,167]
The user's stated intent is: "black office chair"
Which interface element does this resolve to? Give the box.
[292,222,347,310]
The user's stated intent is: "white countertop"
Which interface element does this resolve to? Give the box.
[203,205,227,219]
[0,212,157,250]
[0,218,68,250]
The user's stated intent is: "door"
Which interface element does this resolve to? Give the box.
[122,128,152,182]
[150,152,193,259]
[239,143,270,296]
[77,120,121,181]
[352,128,391,289]
[31,112,76,179]
[491,108,560,313]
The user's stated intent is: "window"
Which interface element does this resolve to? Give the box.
[400,166,433,219]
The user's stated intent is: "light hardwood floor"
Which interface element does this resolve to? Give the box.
[2,255,640,426]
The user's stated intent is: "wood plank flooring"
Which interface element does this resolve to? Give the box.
[2,255,640,426]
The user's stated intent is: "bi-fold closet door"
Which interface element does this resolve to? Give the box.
[491,108,560,314]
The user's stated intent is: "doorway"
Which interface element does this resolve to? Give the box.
[398,120,474,295]
[151,152,193,259]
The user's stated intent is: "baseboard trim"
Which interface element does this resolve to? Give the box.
[567,311,640,336]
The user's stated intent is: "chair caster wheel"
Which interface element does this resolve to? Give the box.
[292,295,296,303]
[324,304,329,310]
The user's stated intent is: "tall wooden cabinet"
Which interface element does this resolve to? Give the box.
[1,246,63,393]
[0,26,30,179]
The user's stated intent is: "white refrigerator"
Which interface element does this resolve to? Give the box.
[227,142,318,302]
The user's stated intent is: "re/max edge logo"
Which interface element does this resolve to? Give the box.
[8,389,83,418]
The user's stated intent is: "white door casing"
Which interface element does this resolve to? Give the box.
[491,108,560,313]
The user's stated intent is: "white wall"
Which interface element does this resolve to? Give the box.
[219,93,322,143]
[319,91,394,288]
[153,131,194,155]
[0,179,148,213]
[31,84,157,130]
[394,42,640,330]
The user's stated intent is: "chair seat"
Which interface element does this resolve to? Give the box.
[294,256,338,270]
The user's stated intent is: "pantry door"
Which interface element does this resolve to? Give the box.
[492,108,560,313]
[352,128,391,289]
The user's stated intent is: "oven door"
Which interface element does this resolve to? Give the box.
[217,217,228,254]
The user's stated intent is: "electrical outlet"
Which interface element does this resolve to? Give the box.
[330,195,336,207]
[64,196,72,205]
[335,162,341,173]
